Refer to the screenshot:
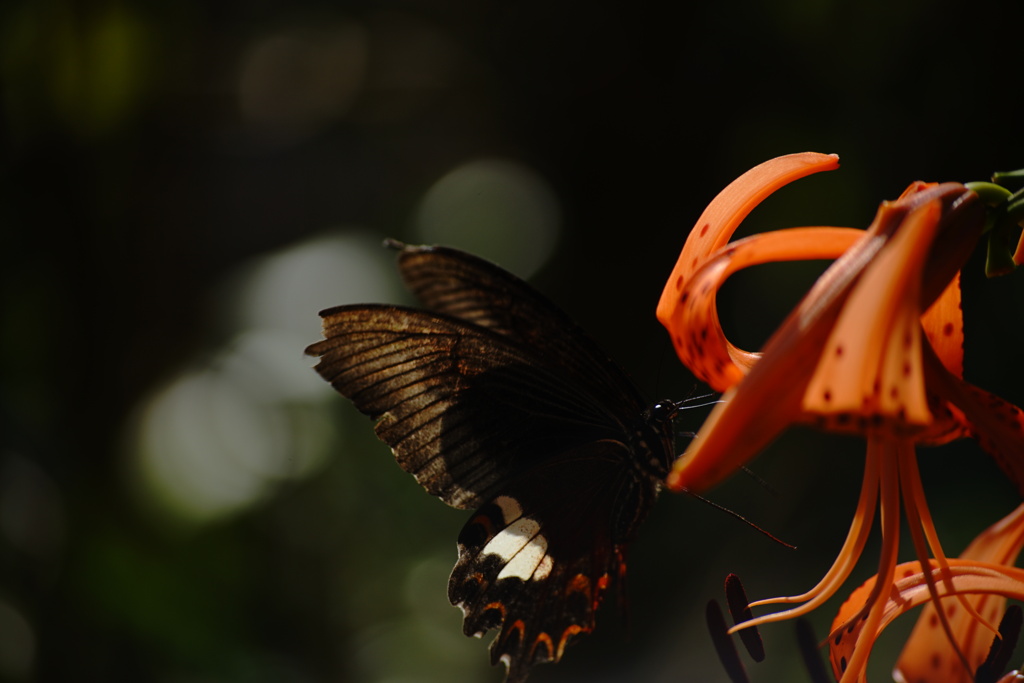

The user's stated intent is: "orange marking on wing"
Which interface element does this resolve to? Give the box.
[483,601,506,620]
[556,624,589,660]
[501,618,526,648]
[529,632,555,662]
[566,574,591,596]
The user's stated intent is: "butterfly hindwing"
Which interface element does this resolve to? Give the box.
[306,242,676,682]
[448,439,659,683]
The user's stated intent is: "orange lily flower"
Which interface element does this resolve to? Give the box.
[657,153,1024,681]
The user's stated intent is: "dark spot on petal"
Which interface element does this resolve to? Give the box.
[931,653,941,669]
[680,291,689,303]
[835,345,844,357]
[823,390,832,402]
[675,275,684,291]
[943,322,954,336]
[700,223,710,237]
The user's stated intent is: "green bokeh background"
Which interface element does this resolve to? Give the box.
[2,1,1023,682]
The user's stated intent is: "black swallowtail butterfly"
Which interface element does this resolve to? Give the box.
[306,240,678,682]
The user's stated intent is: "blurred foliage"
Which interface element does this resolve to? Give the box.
[1,0,1023,682]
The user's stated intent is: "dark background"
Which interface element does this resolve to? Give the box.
[2,1,1023,681]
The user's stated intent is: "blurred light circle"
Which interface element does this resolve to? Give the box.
[135,369,282,522]
[219,328,329,402]
[129,229,398,525]
[238,21,368,142]
[235,230,401,338]
[413,159,560,279]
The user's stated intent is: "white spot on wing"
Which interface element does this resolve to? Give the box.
[479,512,554,582]
[498,534,549,581]
[493,495,523,524]
[482,518,539,561]
[532,554,554,580]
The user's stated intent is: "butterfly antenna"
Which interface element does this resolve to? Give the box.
[680,488,796,550]
[669,389,723,413]
[680,398,725,410]
[739,466,781,497]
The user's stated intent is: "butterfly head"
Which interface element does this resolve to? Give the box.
[647,399,681,423]
[632,399,682,481]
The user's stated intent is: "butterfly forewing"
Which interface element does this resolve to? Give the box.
[309,305,638,510]
[396,244,654,422]
[307,242,676,682]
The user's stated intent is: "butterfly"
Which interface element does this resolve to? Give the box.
[305,240,679,682]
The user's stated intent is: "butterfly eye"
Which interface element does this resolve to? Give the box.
[649,400,680,423]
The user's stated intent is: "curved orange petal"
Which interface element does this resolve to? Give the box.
[921,273,964,379]
[666,174,996,496]
[896,503,1024,683]
[664,298,836,491]
[666,191,941,491]
[802,198,943,430]
[801,183,982,429]
[669,227,862,391]
[831,560,1024,683]
[657,152,840,335]
[924,351,1024,494]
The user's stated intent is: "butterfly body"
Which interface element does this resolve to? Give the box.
[307,242,676,682]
